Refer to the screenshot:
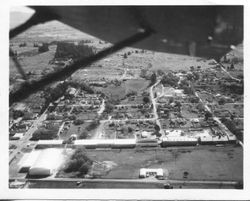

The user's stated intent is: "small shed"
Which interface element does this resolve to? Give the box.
[139,168,164,178]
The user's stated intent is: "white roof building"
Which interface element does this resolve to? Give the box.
[165,129,183,137]
[141,131,152,138]
[29,148,65,176]
[13,133,24,139]
[75,139,98,146]
[139,168,164,178]
[74,139,136,148]
[18,150,41,172]
[37,140,63,145]
[162,136,198,142]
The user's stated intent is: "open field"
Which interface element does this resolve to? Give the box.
[124,79,149,93]
[151,52,214,72]
[11,20,94,43]
[10,45,57,77]
[94,83,127,100]
[55,144,242,181]
[59,122,93,140]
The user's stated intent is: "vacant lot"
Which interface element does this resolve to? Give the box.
[94,83,127,101]
[10,45,57,76]
[124,79,149,94]
[56,144,242,181]
[59,122,94,140]
[151,52,213,72]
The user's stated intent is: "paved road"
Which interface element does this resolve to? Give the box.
[210,60,241,82]
[13,177,240,189]
[219,63,241,82]
[9,108,48,163]
[97,99,105,116]
[149,80,162,131]
[121,68,128,80]
[91,80,162,139]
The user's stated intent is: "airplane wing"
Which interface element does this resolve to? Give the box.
[29,6,243,60]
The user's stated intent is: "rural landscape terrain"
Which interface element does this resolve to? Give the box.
[9,9,244,189]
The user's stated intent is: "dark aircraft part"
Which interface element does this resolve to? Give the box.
[29,6,243,59]
[10,9,59,39]
[9,49,28,80]
[9,28,153,105]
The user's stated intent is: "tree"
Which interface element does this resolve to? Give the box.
[183,86,193,95]
[143,96,150,104]
[179,79,189,88]
[126,90,137,97]
[186,73,193,81]
[43,82,68,106]
[189,96,199,103]
[31,128,58,140]
[73,119,84,125]
[230,63,235,70]
[154,124,160,132]
[86,120,100,131]
[157,69,165,76]
[193,72,200,81]
[175,101,182,108]
[196,103,204,112]
[104,102,114,114]
[161,73,179,87]
[149,72,157,86]
[79,163,91,175]
[220,117,243,142]
[68,115,76,120]
[12,110,24,119]
[204,111,212,120]
[218,97,226,105]
[128,127,133,133]
[55,42,95,59]
[168,97,174,104]
[140,69,148,78]
[38,43,49,53]
[64,148,93,175]
[79,130,88,139]
[64,159,79,172]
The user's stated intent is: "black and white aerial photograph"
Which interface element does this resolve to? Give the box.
[1,1,248,199]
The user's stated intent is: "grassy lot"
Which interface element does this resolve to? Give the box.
[94,83,127,101]
[59,122,93,140]
[181,103,201,119]
[10,45,57,76]
[56,144,242,181]
[124,79,149,94]
[151,52,214,72]
[94,145,241,181]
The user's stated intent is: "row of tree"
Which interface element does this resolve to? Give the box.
[64,148,93,176]
[55,42,96,60]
